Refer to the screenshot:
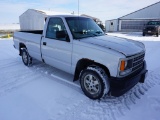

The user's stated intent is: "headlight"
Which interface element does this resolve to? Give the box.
[119,59,133,76]
[155,26,158,30]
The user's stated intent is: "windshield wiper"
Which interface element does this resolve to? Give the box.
[73,31,97,36]
[74,31,86,34]
[95,31,103,34]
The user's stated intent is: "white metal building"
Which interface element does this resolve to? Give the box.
[105,1,160,32]
[19,9,72,30]
[105,19,118,32]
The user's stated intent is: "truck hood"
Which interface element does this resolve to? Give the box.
[80,35,145,56]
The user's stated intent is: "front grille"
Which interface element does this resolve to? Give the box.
[132,53,145,72]
[146,27,155,31]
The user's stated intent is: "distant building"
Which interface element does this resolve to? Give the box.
[81,14,105,31]
[105,1,160,32]
[19,9,72,30]
[19,9,104,31]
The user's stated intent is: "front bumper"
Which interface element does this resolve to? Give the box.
[143,30,157,35]
[109,61,148,97]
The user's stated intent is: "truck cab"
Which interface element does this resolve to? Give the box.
[13,15,148,100]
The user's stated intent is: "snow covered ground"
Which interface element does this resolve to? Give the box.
[0,33,4,35]
[0,32,160,120]
[0,24,20,30]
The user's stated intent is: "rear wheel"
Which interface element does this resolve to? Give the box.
[156,32,159,37]
[80,66,110,100]
[142,32,145,36]
[21,48,32,66]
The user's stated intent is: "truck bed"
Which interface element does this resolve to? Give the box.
[14,30,42,42]
[14,30,43,61]
[19,30,43,34]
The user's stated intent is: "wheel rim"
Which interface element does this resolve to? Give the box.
[22,52,28,64]
[83,74,101,95]
[156,33,159,37]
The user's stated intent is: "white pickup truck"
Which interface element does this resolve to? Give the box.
[13,15,148,100]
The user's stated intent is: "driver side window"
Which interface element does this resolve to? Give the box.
[46,17,67,41]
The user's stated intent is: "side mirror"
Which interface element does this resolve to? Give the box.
[56,31,70,42]
[56,31,66,38]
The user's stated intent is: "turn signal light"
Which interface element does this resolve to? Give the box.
[120,60,125,71]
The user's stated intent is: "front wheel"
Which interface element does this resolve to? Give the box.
[142,32,145,36]
[80,66,110,100]
[21,48,32,66]
[156,32,159,37]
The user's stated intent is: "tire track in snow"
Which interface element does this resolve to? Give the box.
[48,70,160,120]
[1,43,160,120]
[30,60,81,91]
[0,59,43,97]
[0,58,81,97]
[0,60,21,69]
[0,58,82,105]
[0,73,41,97]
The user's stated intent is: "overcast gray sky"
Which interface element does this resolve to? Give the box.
[0,0,159,24]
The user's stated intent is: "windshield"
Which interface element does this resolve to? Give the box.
[65,17,105,39]
[147,21,160,25]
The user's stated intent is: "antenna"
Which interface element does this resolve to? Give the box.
[78,0,79,16]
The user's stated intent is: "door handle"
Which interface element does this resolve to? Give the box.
[43,42,46,46]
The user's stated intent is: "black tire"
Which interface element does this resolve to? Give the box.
[156,32,159,37]
[21,48,32,66]
[80,66,110,100]
[142,32,145,36]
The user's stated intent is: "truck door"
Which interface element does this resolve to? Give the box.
[41,17,72,73]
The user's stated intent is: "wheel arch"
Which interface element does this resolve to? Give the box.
[73,58,110,81]
[19,43,26,56]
